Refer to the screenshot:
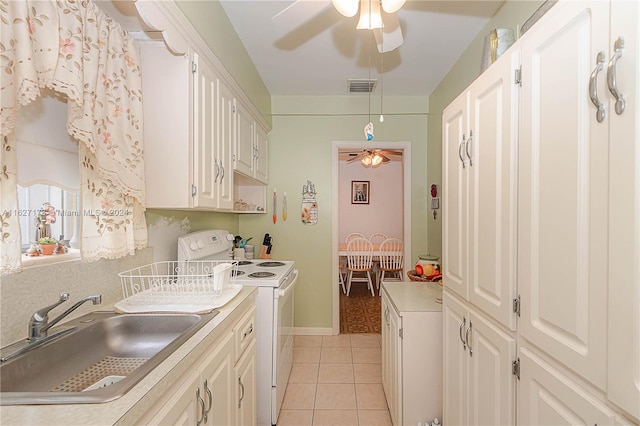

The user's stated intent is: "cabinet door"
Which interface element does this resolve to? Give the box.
[234,100,254,177]
[218,78,235,210]
[442,291,469,426]
[236,339,257,426]
[442,91,469,300]
[519,346,616,426]
[388,302,401,426]
[192,52,218,209]
[381,294,391,404]
[467,308,516,425]
[608,0,640,420]
[467,51,519,331]
[518,0,609,390]
[200,332,236,426]
[254,124,268,184]
[142,369,202,426]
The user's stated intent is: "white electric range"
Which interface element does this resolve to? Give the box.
[178,230,297,426]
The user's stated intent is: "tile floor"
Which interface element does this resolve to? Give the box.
[278,334,391,426]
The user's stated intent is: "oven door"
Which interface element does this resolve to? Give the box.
[272,269,298,424]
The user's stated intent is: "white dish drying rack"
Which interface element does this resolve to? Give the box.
[115,261,242,314]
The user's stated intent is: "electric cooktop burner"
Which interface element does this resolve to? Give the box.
[235,260,253,266]
[248,271,276,278]
[257,261,286,268]
[231,270,245,277]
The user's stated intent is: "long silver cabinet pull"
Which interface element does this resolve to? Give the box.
[204,379,213,420]
[466,130,474,167]
[589,51,606,123]
[459,316,467,350]
[238,377,245,409]
[466,321,473,357]
[458,134,467,169]
[196,387,205,426]
[607,37,626,115]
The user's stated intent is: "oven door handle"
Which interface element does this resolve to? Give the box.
[276,269,298,299]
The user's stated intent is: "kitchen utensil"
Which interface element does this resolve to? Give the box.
[282,192,288,221]
[273,188,277,224]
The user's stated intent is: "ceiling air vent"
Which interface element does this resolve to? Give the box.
[348,79,377,93]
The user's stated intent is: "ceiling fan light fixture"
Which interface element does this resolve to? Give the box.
[356,0,383,30]
[361,155,373,166]
[332,0,359,17]
[381,0,406,14]
[371,153,383,166]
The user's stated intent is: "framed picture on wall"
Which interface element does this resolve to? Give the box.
[351,181,370,204]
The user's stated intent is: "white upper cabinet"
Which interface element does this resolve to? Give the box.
[234,101,268,184]
[442,47,519,331]
[518,0,610,391]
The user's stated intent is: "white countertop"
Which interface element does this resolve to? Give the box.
[382,281,443,313]
[0,286,257,426]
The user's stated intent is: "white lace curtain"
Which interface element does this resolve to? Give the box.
[1,0,147,274]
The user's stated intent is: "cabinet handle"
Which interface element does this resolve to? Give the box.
[459,316,467,350]
[196,387,205,426]
[219,161,225,184]
[466,321,473,357]
[243,323,254,339]
[466,130,473,167]
[384,306,390,326]
[589,51,606,123]
[458,134,467,169]
[607,37,626,115]
[214,161,220,184]
[238,376,245,409]
[203,379,213,420]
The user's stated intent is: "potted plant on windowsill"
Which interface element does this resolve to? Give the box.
[38,237,58,255]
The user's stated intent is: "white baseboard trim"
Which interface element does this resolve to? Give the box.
[293,327,336,336]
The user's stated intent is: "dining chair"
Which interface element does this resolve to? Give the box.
[377,238,404,293]
[368,233,388,279]
[345,237,375,296]
[345,232,366,244]
[368,232,388,245]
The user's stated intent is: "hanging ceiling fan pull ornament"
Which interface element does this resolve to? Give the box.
[364,122,374,140]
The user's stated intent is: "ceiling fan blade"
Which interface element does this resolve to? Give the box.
[272,0,331,32]
[381,154,391,163]
[373,13,403,53]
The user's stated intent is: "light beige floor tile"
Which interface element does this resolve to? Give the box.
[355,383,388,410]
[278,409,314,426]
[313,409,359,426]
[357,409,392,425]
[318,363,354,383]
[353,363,382,383]
[294,347,322,363]
[282,383,317,409]
[321,347,353,364]
[290,363,320,383]
[295,335,323,347]
[315,383,357,409]
[350,334,381,348]
[352,346,381,364]
[322,334,352,348]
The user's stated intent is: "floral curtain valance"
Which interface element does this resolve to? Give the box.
[1,0,147,273]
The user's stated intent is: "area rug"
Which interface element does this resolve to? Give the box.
[340,281,382,334]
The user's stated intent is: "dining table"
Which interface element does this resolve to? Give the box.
[338,242,382,257]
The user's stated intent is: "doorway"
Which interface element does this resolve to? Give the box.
[331,140,412,334]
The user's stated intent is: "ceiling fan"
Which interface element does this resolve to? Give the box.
[345,149,403,166]
[272,0,406,53]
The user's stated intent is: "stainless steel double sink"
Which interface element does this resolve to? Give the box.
[0,310,218,405]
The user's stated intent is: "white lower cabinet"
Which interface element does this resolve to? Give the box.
[381,282,443,426]
[138,305,257,426]
[518,346,617,426]
[442,290,516,426]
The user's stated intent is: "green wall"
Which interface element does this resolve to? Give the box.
[239,95,430,329]
[426,0,545,254]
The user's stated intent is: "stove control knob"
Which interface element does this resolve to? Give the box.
[189,241,199,251]
[197,239,205,249]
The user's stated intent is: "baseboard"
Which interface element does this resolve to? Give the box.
[293,327,335,336]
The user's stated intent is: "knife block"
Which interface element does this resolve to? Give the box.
[259,245,272,259]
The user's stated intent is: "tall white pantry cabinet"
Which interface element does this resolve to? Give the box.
[442,1,639,425]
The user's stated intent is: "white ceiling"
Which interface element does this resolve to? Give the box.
[219,0,504,96]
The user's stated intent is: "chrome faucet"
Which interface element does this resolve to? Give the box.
[29,293,102,341]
